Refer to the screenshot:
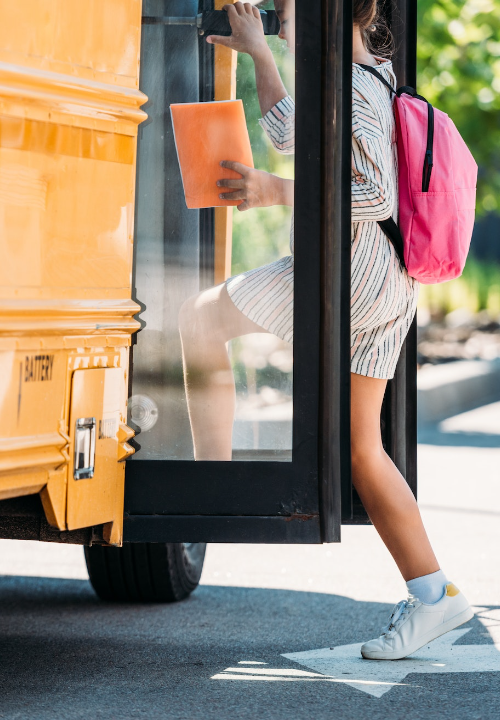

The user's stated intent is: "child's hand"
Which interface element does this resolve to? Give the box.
[207,2,268,59]
[217,161,284,212]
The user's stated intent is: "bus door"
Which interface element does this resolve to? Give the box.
[124,0,417,544]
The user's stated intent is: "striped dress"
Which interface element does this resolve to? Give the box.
[226,59,418,380]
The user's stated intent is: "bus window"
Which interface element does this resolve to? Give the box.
[131,1,295,462]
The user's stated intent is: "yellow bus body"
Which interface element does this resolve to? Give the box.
[0,0,146,545]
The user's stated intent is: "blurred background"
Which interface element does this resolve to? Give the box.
[416,0,500,367]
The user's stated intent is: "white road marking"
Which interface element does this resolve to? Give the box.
[237,661,267,665]
[282,628,500,697]
[212,627,500,698]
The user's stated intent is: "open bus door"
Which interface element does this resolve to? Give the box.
[126,0,419,535]
[83,0,417,601]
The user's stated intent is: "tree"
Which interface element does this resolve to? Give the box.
[417,0,500,216]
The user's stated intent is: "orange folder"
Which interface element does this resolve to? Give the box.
[170,100,254,209]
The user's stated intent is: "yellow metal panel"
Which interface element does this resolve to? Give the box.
[0,3,147,306]
[0,63,147,134]
[0,300,140,334]
[0,470,46,502]
[0,350,66,441]
[0,1,142,537]
[66,367,131,544]
[0,467,66,530]
[0,0,142,88]
[40,467,67,529]
[0,117,135,164]
[0,144,138,296]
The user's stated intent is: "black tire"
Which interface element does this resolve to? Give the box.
[84,542,206,602]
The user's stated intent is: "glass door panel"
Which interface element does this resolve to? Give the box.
[131,1,295,461]
[130,0,200,461]
[125,0,330,542]
[231,27,294,459]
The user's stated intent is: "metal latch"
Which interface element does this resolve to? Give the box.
[142,10,280,36]
[74,417,96,480]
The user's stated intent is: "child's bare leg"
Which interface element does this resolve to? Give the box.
[179,283,267,460]
[350,373,440,581]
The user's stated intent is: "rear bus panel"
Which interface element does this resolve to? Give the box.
[0,0,145,544]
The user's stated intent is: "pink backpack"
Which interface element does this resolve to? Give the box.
[358,65,478,285]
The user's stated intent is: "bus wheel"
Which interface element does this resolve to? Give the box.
[84,542,207,602]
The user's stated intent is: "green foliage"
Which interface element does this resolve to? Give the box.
[417,0,500,216]
[419,257,500,316]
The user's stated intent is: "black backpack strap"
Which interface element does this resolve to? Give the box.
[356,63,396,94]
[378,217,406,269]
[357,63,425,101]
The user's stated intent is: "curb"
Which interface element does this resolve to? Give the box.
[417,358,500,425]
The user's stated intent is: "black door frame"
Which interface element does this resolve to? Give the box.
[124,0,417,544]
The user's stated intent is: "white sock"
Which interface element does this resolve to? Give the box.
[406,569,448,604]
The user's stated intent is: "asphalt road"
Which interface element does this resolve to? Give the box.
[0,403,499,720]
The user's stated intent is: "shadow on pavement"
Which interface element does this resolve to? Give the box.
[0,576,498,720]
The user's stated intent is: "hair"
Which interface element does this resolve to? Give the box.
[264,0,396,58]
[353,0,395,58]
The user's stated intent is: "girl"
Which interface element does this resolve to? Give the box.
[178,0,473,660]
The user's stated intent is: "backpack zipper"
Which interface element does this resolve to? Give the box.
[422,103,434,192]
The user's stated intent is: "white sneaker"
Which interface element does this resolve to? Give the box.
[361,582,474,660]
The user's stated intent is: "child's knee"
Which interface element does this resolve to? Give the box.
[350,428,384,472]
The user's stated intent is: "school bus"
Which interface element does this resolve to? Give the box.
[0,0,417,602]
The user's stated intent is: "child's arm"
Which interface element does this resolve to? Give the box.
[259,96,295,154]
[207,3,288,116]
[209,4,293,211]
[218,162,294,212]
